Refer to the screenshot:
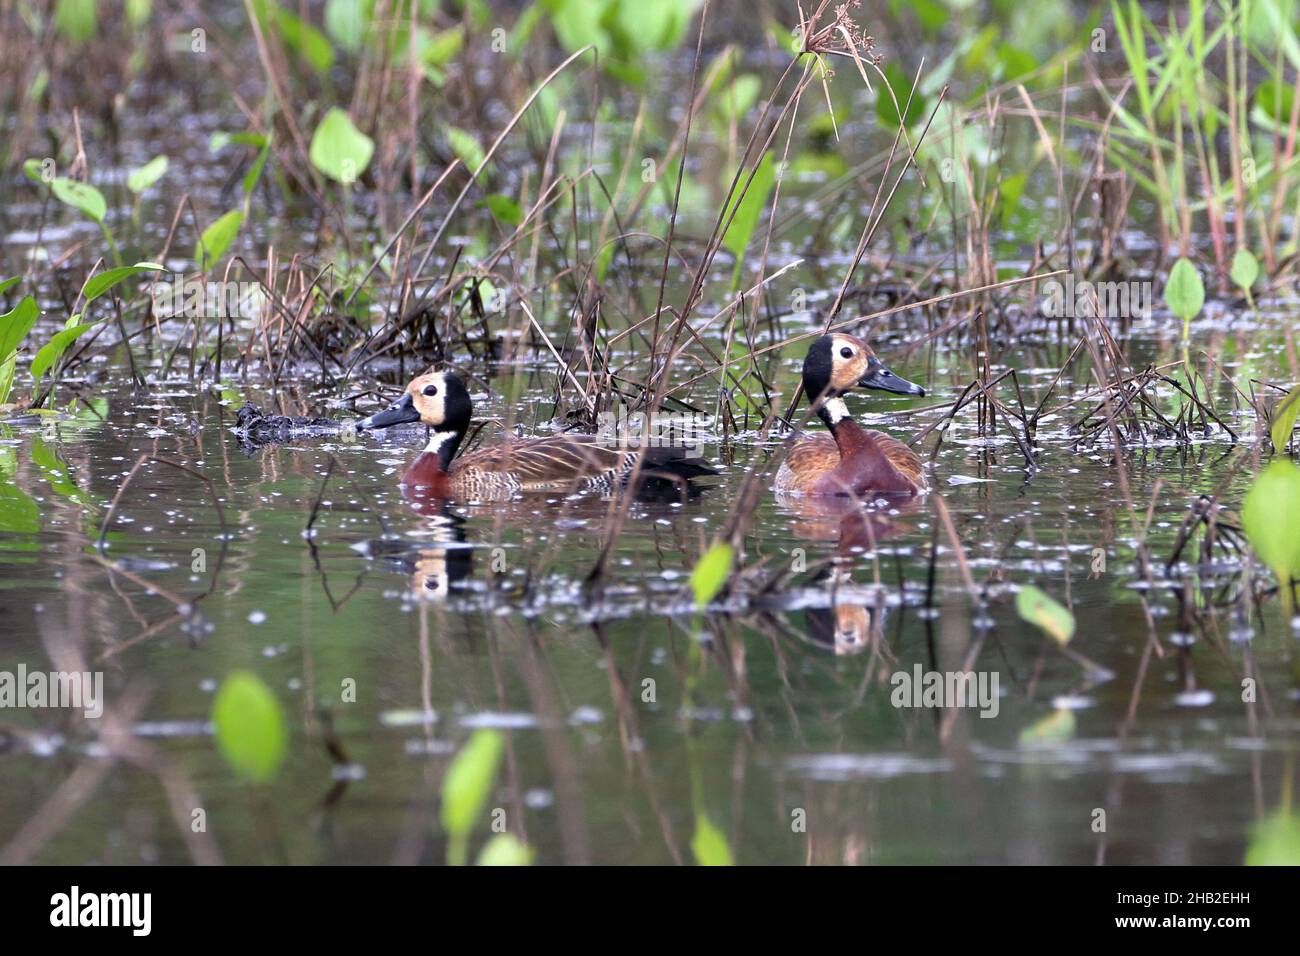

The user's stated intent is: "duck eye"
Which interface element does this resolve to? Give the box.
[422,384,439,397]
[839,346,854,359]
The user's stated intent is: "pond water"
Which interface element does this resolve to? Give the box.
[2,308,1296,865]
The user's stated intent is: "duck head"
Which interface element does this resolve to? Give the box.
[357,370,473,434]
[801,333,925,424]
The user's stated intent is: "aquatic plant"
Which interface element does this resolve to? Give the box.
[212,671,287,784]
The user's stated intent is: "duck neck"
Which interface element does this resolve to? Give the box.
[423,427,465,472]
[817,395,870,456]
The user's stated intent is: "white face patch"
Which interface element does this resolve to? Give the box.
[424,430,457,454]
[821,396,850,424]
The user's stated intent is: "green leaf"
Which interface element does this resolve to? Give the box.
[309,108,374,185]
[1245,812,1300,865]
[1015,584,1075,646]
[324,0,369,53]
[54,0,97,45]
[447,126,488,181]
[876,61,926,129]
[440,729,504,848]
[0,277,20,297]
[1231,248,1260,294]
[721,151,776,287]
[691,813,733,865]
[1242,459,1300,598]
[475,833,534,866]
[423,25,466,67]
[0,295,40,362]
[212,671,287,784]
[272,4,335,74]
[691,541,734,610]
[1273,385,1300,454]
[31,323,94,381]
[195,210,244,270]
[1019,708,1077,745]
[243,138,272,198]
[1164,257,1204,322]
[82,263,164,304]
[127,156,169,194]
[482,194,523,227]
[51,178,106,223]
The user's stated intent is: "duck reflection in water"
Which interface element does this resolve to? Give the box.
[771,498,921,656]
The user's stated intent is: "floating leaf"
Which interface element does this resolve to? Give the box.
[1019,707,1077,745]
[1245,812,1300,865]
[1164,257,1204,323]
[211,671,287,784]
[691,541,734,610]
[1242,460,1300,604]
[51,177,106,223]
[82,263,165,304]
[1015,584,1075,646]
[441,729,504,864]
[309,108,374,185]
[127,156,169,194]
[1271,385,1300,454]
[691,813,733,866]
[195,209,244,271]
[475,833,534,866]
[1231,248,1260,295]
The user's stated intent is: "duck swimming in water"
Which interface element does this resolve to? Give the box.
[357,370,715,500]
[774,333,927,497]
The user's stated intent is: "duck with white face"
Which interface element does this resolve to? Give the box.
[357,370,716,500]
[774,333,928,498]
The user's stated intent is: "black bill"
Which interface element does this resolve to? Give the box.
[858,361,925,396]
[358,392,420,430]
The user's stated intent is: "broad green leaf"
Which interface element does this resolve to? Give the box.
[691,541,734,610]
[0,277,20,297]
[440,729,504,849]
[127,156,168,194]
[212,671,287,784]
[475,833,534,866]
[447,126,488,181]
[324,0,369,53]
[1019,708,1077,745]
[51,178,106,223]
[0,355,16,406]
[309,108,374,185]
[1273,385,1300,453]
[82,263,165,304]
[54,0,97,45]
[195,210,244,270]
[876,60,926,129]
[721,151,776,287]
[23,158,52,183]
[483,194,523,227]
[1245,812,1300,865]
[1015,584,1075,646]
[423,25,466,67]
[272,4,335,74]
[1164,257,1204,322]
[1242,459,1300,600]
[1231,248,1260,293]
[0,295,39,362]
[691,813,733,866]
[31,323,94,381]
